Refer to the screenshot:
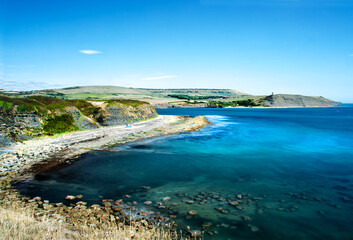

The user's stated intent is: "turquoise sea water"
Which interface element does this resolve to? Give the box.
[15,106,353,239]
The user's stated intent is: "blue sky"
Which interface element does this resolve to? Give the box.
[1,0,353,102]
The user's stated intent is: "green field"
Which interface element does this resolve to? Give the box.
[0,86,251,104]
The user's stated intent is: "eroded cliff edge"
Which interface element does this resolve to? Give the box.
[0,96,158,147]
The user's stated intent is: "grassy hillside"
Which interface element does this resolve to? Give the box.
[0,86,249,103]
[0,95,98,116]
[0,86,340,108]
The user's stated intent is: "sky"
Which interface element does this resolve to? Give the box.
[1,0,353,102]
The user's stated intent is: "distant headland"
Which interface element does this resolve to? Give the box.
[0,85,341,109]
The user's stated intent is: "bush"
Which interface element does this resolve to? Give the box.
[208,99,260,107]
[43,114,78,135]
[4,102,12,110]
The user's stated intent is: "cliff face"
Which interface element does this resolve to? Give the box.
[0,96,158,147]
[0,114,42,146]
[101,103,158,126]
[261,94,341,107]
[65,107,99,130]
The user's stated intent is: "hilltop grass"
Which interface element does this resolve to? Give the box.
[0,95,150,115]
[106,99,148,108]
[65,93,119,100]
[0,95,100,117]
[1,86,246,103]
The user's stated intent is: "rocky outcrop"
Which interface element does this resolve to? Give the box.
[65,107,99,130]
[261,94,341,107]
[0,114,42,147]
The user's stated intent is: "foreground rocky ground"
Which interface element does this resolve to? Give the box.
[0,115,210,239]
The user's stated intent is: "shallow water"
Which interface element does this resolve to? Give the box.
[15,106,353,239]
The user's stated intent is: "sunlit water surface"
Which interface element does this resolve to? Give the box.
[15,106,353,240]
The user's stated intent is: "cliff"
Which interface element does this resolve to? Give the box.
[100,100,158,126]
[260,94,341,107]
[0,96,158,147]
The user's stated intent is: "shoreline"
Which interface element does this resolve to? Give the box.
[0,115,210,239]
[155,105,341,109]
[1,115,209,177]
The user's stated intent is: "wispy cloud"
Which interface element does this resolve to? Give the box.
[0,79,63,91]
[141,75,177,80]
[349,54,353,57]
[79,50,102,55]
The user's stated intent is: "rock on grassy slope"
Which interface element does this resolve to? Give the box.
[0,96,158,147]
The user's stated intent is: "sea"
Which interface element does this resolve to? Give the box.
[14,105,353,240]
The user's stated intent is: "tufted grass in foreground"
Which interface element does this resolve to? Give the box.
[0,206,179,240]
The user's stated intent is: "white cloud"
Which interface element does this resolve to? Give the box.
[79,50,102,55]
[141,75,177,80]
[349,54,353,57]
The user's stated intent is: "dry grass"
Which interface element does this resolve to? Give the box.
[0,206,79,240]
[0,206,178,240]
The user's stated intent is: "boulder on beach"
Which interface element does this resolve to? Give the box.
[65,195,76,200]
[229,201,239,206]
[188,210,198,215]
[188,230,202,237]
[75,194,83,199]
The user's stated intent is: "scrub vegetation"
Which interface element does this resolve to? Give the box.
[208,99,261,107]
[0,95,97,116]
[42,114,78,136]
